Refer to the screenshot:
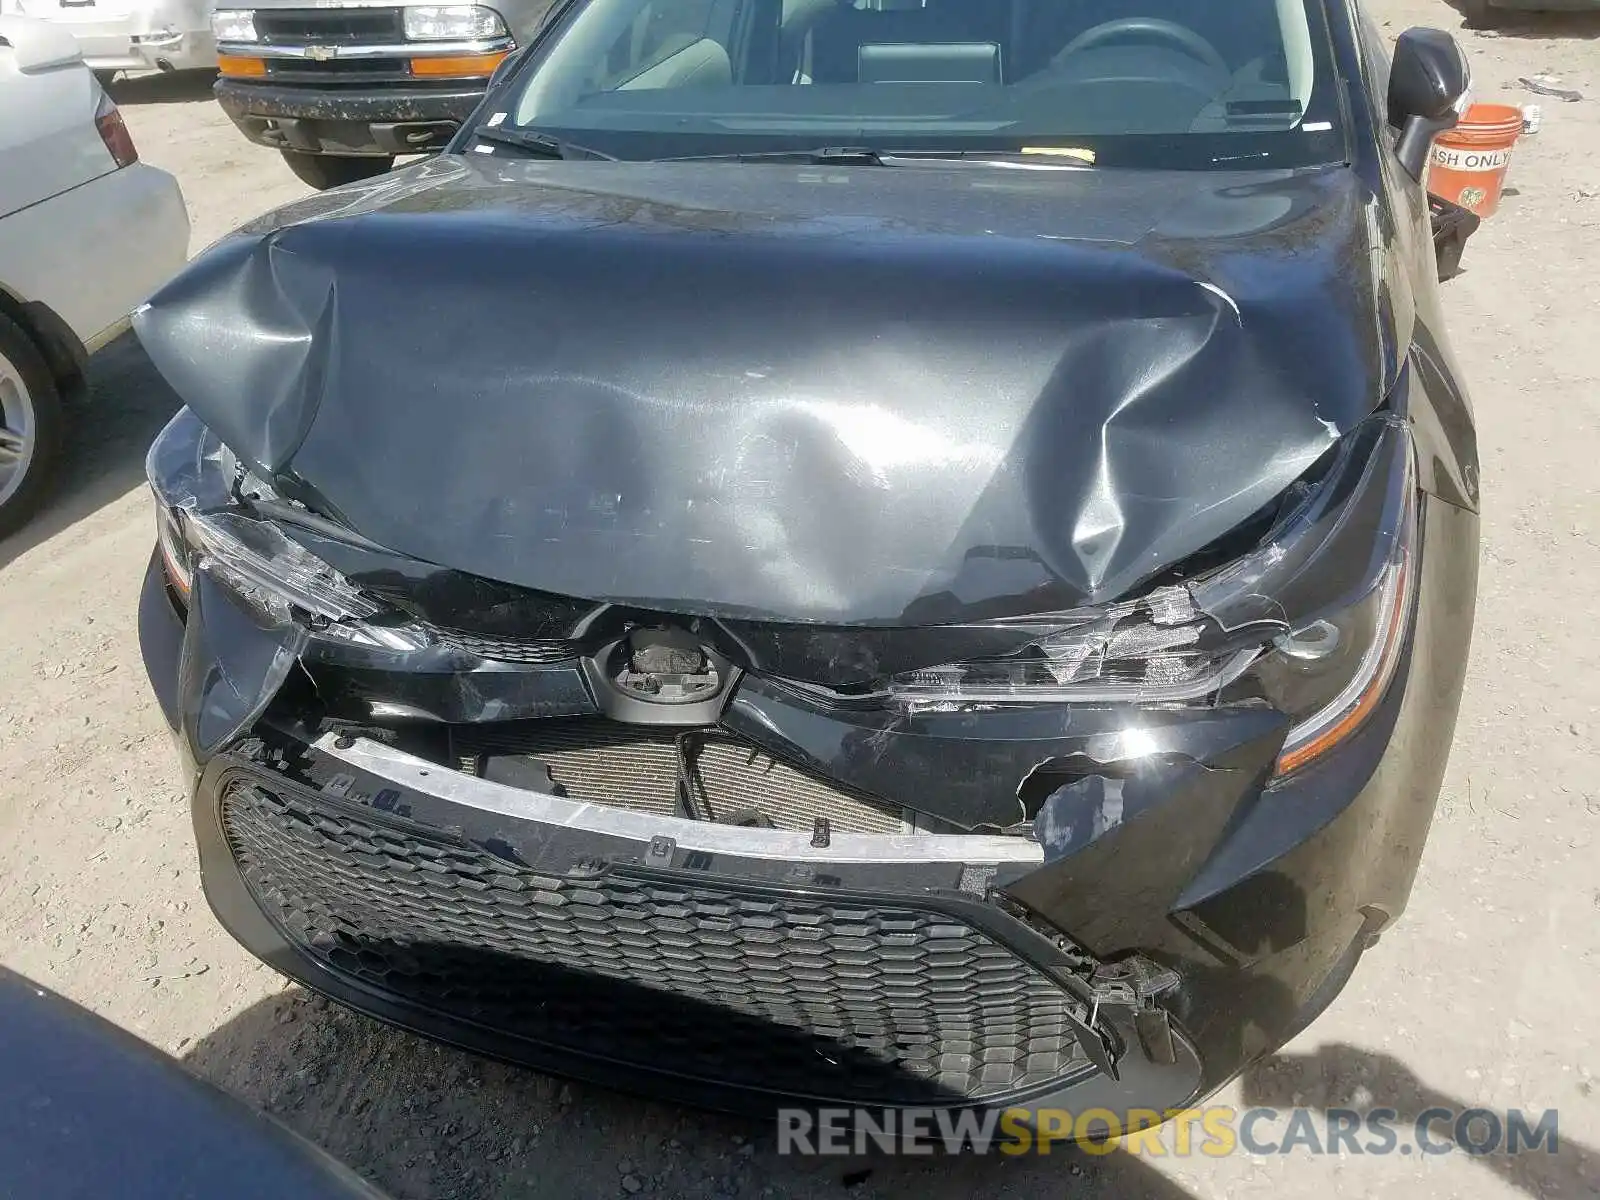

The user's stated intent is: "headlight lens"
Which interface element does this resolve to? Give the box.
[210,10,258,42]
[148,410,426,650]
[163,506,427,650]
[887,590,1257,705]
[182,509,385,627]
[888,416,1419,778]
[1255,484,1415,775]
[403,4,507,40]
[155,505,192,601]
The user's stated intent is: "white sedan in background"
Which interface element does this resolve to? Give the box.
[0,0,213,78]
[0,16,189,537]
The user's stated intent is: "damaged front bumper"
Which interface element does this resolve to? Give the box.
[46,0,215,73]
[186,717,1203,1113]
[138,395,1478,1118]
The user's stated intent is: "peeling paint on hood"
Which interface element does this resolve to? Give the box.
[134,155,1391,625]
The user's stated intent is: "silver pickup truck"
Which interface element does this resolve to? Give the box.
[210,0,557,188]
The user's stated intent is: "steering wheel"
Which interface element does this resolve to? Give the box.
[1054,17,1229,76]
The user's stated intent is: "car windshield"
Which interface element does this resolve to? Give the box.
[495,0,1347,169]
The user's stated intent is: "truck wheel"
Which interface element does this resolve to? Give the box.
[1459,0,1496,28]
[280,151,394,190]
[0,315,66,542]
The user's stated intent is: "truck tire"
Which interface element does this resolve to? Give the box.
[0,314,66,542]
[1459,0,1496,28]
[280,151,395,190]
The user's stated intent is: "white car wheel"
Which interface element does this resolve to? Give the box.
[0,316,66,539]
[0,349,38,507]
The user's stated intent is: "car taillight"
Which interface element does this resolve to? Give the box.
[94,94,139,168]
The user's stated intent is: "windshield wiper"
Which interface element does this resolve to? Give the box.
[467,135,1096,169]
[467,126,617,161]
[658,145,887,165]
[656,146,1097,169]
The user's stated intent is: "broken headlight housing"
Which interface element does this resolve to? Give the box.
[886,591,1259,705]
[147,409,426,651]
[888,417,1419,777]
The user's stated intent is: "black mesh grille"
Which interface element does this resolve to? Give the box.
[455,718,907,834]
[222,780,1092,1105]
[256,7,406,44]
[426,626,582,664]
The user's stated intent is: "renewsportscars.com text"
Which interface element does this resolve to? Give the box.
[777,1105,1561,1157]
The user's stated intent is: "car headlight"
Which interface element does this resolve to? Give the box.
[886,597,1260,705]
[403,4,507,40]
[148,410,425,650]
[210,9,258,43]
[1250,517,1414,775]
[888,416,1419,778]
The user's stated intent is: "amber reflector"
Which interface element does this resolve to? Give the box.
[409,51,507,77]
[217,55,267,76]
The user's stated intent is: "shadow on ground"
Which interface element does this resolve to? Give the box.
[106,69,219,106]
[1242,1042,1599,1198]
[0,332,179,571]
[1446,4,1600,38]
[182,988,1197,1200]
[180,990,1600,1200]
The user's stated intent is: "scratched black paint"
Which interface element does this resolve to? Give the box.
[137,155,1398,625]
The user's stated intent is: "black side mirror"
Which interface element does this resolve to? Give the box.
[1388,27,1470,183]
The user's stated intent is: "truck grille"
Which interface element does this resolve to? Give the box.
[222,779,1094,1105]
[264,58,411,83]
[255,7,405,45]
[453,717,908,834]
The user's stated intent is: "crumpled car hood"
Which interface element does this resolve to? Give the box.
[135,155,1393,625]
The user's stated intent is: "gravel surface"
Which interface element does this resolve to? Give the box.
[1,1,1597,1196]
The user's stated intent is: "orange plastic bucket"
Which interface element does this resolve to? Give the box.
[1430,103,1523,218]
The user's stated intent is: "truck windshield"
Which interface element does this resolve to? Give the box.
[496,0,1347,169]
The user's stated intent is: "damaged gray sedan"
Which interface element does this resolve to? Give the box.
[137,0,1480,1124]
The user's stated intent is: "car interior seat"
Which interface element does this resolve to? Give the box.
[809,0,1013,83]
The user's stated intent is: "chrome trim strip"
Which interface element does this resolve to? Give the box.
[84,316,131,356]
[217,37,509,59]
[219,0,406,7]
[319,734,1046,866]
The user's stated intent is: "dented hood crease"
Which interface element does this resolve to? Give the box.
[135,156,1389,625]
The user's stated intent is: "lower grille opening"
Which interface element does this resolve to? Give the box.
[222,778,1094,1105]
[451,717,917,835]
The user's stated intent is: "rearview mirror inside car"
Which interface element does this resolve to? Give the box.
[1389,27,1470,183]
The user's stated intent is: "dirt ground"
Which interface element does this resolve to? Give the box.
[1,0,1596,1196]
